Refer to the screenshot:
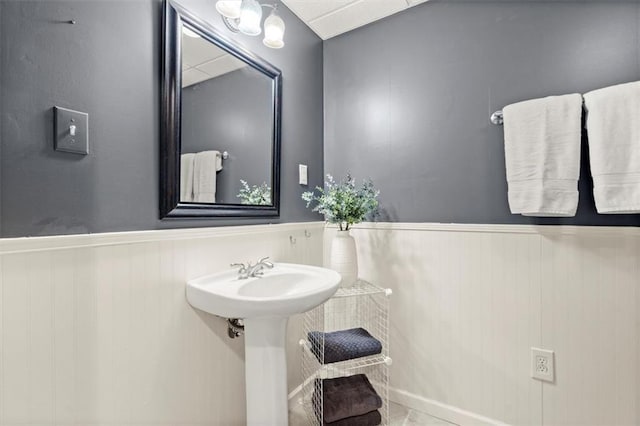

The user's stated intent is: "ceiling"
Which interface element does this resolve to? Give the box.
[183,0,431,81]
[280,0,430,40]
[182,32,246,87]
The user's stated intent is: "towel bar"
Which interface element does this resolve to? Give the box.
[492,98,586,126]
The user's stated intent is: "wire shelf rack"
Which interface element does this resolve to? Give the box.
[300,280,391,425]
[300,341,392,372]
[333,279,392,298]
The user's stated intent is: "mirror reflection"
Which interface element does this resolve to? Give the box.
[179,23,273,206]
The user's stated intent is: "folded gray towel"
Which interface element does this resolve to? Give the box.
[308,328,382,364]
[313,374,383,424]
[324,409,381,426]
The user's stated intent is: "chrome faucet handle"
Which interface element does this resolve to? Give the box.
[231,262,250,279]
[230,262,247,271]
[257,257,274,268]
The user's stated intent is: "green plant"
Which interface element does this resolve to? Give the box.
[302,174,379,231]
[237,180,271,205]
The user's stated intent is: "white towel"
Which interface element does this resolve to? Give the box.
[503,93,583,217]
[215,151,223,172]
[193,150,222,203]
[180,153,195,202]
[584,81,640,213]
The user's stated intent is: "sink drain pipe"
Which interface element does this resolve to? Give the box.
[227,318,245,338]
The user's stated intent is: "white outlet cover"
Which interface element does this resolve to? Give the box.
[531,347,555,382]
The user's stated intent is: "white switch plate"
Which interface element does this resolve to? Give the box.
[299,164,308,185]
[531,347,555,382]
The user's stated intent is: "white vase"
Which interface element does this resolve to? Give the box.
[330,230,358,287]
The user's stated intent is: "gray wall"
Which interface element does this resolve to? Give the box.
[324,1,640,226]
[181,68,272,204]
[0,0,324,237]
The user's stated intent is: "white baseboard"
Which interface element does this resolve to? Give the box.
[389,387,509,426]
[290,383,508,425]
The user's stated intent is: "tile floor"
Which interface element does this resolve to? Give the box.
[388,402,457,426]
[289,400,457,425]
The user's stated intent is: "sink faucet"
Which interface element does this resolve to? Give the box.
[231,257,274,279]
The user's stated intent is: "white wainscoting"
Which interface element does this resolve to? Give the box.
[325,223,640,426]
[0,222,324,426]
[3,221,638,425]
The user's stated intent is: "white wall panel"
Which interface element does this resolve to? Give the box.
[326,223,640,426]
[540,234,639,426]
[2,254,31,423]
[2,221,637,425]
[0,222,323,425]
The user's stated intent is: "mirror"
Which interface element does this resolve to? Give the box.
[161,0,282,218]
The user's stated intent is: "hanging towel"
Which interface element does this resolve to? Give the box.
[313,375,382,424]
[180,153,195,202]
[308,328,382,364]
[584,81,640,213]
[193,150,222,203]
[503,93,583,217]
[215,151,223,172]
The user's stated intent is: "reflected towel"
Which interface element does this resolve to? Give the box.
[503,93,583,217]
[193,150,221,203]
[308,328,382,364]
[313,374,382,424]
[180,153,195,202]
[584,81,640,213]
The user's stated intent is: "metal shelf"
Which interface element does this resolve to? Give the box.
[300,279,391,425]
[299,339,392,372]
[333,279,392,298]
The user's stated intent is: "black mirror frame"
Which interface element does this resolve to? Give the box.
[160,0,282,219]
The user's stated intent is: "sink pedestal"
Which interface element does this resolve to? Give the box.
[244,317,289,426]
[186,263,341,426]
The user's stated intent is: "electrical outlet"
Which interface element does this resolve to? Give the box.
[531,347,554,382]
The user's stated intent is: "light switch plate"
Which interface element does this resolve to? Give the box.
[54,106,89,155]
[299,164,308,185]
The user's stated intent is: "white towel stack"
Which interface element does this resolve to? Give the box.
[503,94,583,217]
[584,81,640,213]
[180,153,195,202]
[193,150,223,203]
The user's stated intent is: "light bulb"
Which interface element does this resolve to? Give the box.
[263,11,285,48]
[215,0,242,19]
[238,0,262,36]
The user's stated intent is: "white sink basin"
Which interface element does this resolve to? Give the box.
[186,263,341,319]
[186,262,341,426]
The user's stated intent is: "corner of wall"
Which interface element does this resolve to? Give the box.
[637,2,640,79]
[0,0,3,238]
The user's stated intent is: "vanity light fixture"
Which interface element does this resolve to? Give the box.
[215,0,286,49]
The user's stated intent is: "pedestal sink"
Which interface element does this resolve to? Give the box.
[186,263,341,425]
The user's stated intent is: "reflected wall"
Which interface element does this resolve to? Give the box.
[181,68,272,204]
